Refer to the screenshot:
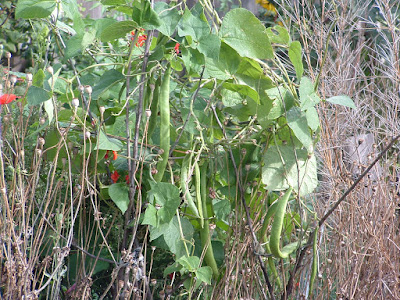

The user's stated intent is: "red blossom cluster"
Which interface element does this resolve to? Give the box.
[131,30,147,47]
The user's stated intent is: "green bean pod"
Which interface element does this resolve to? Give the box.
[180,154,200,218]
[154,65,171,182]
[147,76,161,139]
[269,187,298,259]
[194,162,204,228]
[308,227,318,298]
[199,162,219,278]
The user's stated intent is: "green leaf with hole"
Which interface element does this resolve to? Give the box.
[326,95,356,109]
[109,183,129,214]
[262,146,318,196]
[15,0,57,19]
[288,41,304,80]
[266,25,291,45]
[100,20,137,42]
[220,8,273,60]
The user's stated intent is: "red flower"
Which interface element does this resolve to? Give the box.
[111,170,120,183]
[174,43,180,54]
[112,150,118,160]
[136,34,147,47]
[0,94,16,105]
[104,150,109,159]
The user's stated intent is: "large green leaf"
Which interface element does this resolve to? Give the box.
[15,0,56,19]
[266,25,291,45]
[262,146,317,195]
[95,130,123,151]
[92,69,125,99]
[100,20,137,42]
[154,2,181,36]
[204,42,241,80]
[109,183,129,214]
[286,107,313,149]
[299,77,320,111]
[150,216,194,258]
[219,8,273,60]
[178,8,210,41]
[64,31,95,59]
[27,86,51,106]
[147,182,181,224]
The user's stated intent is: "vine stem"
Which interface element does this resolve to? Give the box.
[283,134,400,299]
[211,104,275,300]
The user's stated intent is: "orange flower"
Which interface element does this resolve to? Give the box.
[174,43,180,54]
[111,170,120,183]
[136,34,147,47]
[0,94,16,105]
[112,150,118,160]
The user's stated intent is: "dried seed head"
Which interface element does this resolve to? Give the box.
[19,150,24,159]
[71,98,79,108]
[245,164,251,171]
[99,106,105,115]
[151,246,156,251]
[150,278,157,285]
[46,66,54,75]
[78,85,85,92]
[85,131,91,139]
[38,137,45,146]
[145,109,152,118]
[39,117,46,125]
[166,285,172,295]
[26,73,33,82]
[151,168,158,175]
[84,85,92,94]
[10,75,17,85]
[159,290,165,300]
[35,149,42,156]
[5,52,11,59]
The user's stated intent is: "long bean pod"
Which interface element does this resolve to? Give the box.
[180,154,200,218]
[154,65,171,182]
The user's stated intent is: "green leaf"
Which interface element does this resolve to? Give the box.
[163,262,182,278]
[326,95,356,109]
[220,8,273,60]
[262,146,318,196]
[299,77,320,110]
[204,42,241,80]
[154,2,181,36]
[306,107,320,131]
[15,0,56,19]
[177,256,200,272]
[197,34,221,60]
[132,0,161,30]
[100,20,137,42]
[101,0,126,4]
[147,182,181,224]
[95,130,123,151]
[223,82,259,104]
[92,69,125,99]
[266,25,291,45]
[109,183,129,214]
[43,99,54,123]
[150,216,194,258]
[181,47,205,75]
[142,204,157,227]
[26,86,50,106]
[196,266,212,285]
[288,41,304,80]
[64,31,95,59]
[32,69,45,87]
[178,8,210,41]
[286,107,313,149]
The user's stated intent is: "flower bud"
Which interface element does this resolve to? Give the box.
[71,98,79,108]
